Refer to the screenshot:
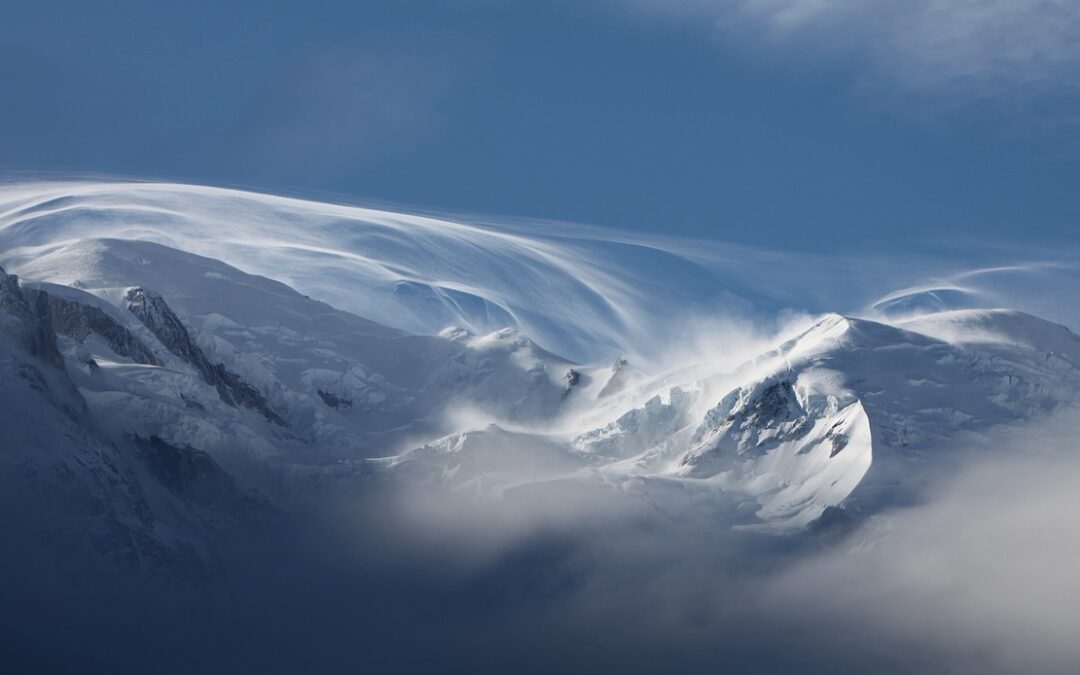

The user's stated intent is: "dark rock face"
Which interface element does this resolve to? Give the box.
[562,368,585,399]
[47,294,160,365]
[0,267,64,368]
[737,381,811,445]
[208,361,288,426]
[317,389,351,409]
[16,360,49,393]
[825,420,849,457]
[125,288,203,367]
[125,288,287,426]
[598,357,631,398]
[685,380,813,468]
[22,289,63,368]
[0,265,26,318]
[134,435,266,513]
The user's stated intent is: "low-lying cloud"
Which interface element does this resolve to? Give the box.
[7,406,1080,673]
[770,407,1080,673]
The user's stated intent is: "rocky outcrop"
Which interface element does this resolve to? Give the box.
[562,368,584,398]
[317,389,352,409]
[47,294,160,365]
[598,357,632,398]
[0,266,26,319]
[684,380,814,466]
[0,266,64,368]
[21,289,63,368]
[126,288,287,426]
[134,435,268,513]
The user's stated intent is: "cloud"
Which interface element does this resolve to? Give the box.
[243,405,1080,674]
[618,0,1080,120]
[7,355,1080,673]
[770,405,1080,673]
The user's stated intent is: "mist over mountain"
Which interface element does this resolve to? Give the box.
[2,181,1080,673]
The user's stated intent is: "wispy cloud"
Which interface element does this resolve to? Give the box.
[619,0,1080,120]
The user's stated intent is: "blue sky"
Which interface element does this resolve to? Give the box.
[4,0,1079,250]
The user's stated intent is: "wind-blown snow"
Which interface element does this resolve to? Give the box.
[0,181,757,364]
[5,181,1080,365]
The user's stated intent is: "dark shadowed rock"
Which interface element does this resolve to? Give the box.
[0,267,64,368]
[598,357,631,398]
[685,380,813,467]
[317,389,352,409]
[134,435,269,514]
[125,287,287,426]
[48,294,159,365]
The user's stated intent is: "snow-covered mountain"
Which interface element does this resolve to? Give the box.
[386,309,1080,530]
[3,181,1080,572]
[0,264,272,580]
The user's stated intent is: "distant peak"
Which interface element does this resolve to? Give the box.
[438,326,473,342]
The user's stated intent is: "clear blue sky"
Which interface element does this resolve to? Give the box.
[4,0,1079,250]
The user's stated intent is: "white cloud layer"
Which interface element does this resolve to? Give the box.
[771,405,1080,673]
